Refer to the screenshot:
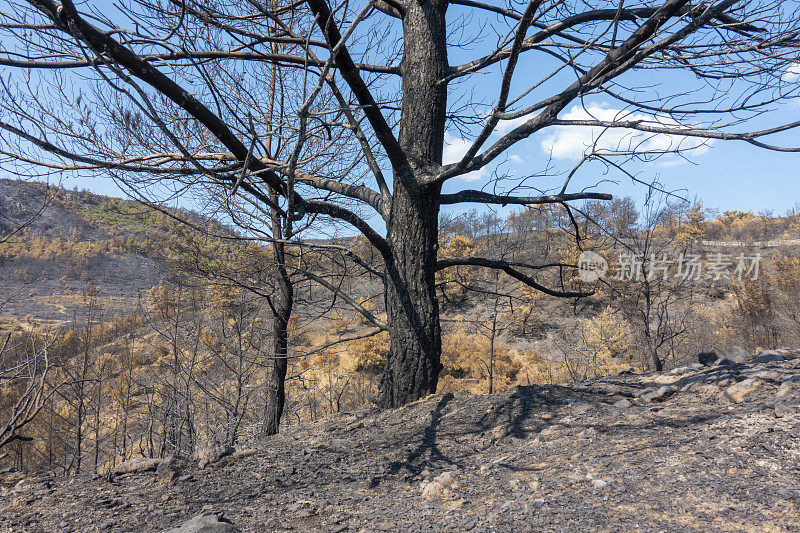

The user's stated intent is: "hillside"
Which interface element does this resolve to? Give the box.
[3,180,800,532]
[0,179,220,324]
[1,351,798,532]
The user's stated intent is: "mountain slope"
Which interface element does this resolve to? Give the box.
[0,179,200,323]
[2,353,798,532]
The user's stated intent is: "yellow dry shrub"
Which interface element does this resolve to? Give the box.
[200,328,221,352]
[505,287,546,335]
[557,238,611,297]
[439,235,477,258]
[95,351,118,373]
[731,252,800,347]
[729,217,756,241]
[674,202,706,248]
[772,252,800,292]
[306,350,340,375]
[436,235,478,303]
[583,306,631,361]
[564,307,634,380]
[520,350,573,385]
[340,332,389,373]
[440,321,474,379]
[439,324,522,394]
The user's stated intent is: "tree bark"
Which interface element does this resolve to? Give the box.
[263,263,292,435]
[379,178,443,407]
[377,0,448,408]
[262,196,294,435]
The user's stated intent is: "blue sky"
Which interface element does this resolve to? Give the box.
[435,1,800,219]
[9,0,800,221]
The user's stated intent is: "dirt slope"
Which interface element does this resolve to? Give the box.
[2,354,799,533]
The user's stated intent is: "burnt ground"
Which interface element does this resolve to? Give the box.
[2,355,799,532]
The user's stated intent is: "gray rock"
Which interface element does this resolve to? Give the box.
[741,369,781,381]
[752,351,785,364]
[112,457,163,475]
[723,378,761,403]
[640,386,675,403]
[777,374,800,397]
[713,357,735,367]
[192,442,234,469]
[724,346,751,363]
[162,513,240,533]
[156,456,185,483]
[420,471,459,500]
[613,399,632,408]
[698,351,718,366]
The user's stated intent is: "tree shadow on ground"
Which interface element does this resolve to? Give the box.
[386,393,457,478]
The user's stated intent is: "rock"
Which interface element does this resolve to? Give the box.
[714,357,736,367]
[752,351,785,364]
[724,346,751,363]
[586,473,609,489]
[640,386,675,403]
[156,456,185,483]
[162,513,240,533]
[490,424,510,442]
[420,472,459,500]
[535,426,560,442]
[741,369,781,381]
[723,378,762,403]
[192,442,234,469]
[112,458,163,475]
[613,399,632,408]
[231,447,257,460]
[698,351,718,366]
[591,478,608,489]
[777,375,800,397]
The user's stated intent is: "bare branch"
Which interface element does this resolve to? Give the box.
[436,256,592,298]
[440,190,613,206]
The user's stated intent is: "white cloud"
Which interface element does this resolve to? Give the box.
[442,131,490,182]
[495,116,529,134]
[540,103,713,163]
[783,63,800,82]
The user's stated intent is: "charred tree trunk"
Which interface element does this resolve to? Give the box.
[262,189,294,436]
[263,253,293,435]
[377,0,448,408]
[380,179,443,407]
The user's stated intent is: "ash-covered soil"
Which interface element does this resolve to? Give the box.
[2,354,799,532]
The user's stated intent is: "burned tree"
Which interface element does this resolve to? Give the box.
[2,0,800,407]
